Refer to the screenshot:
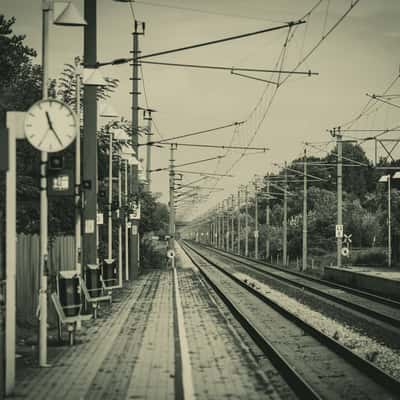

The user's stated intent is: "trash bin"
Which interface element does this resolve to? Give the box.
[86,264,101,297]
[102,258,117,286]
[58,271,81,317]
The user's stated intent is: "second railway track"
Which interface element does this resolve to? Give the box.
[190,241,400,330]
[181,240,400,400]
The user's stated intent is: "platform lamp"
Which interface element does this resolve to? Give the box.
[113,128,131,286]
[99,104,120,290]
[120,151,138,281]
[21,0,87,386]
[73,58,107,278]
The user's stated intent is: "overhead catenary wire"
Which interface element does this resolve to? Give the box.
[134,1,288,23]
[151,122,243,144]
[140,60,318,76]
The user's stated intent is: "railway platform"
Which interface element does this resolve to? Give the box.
[324,265,400,300]
[11,243,288,400]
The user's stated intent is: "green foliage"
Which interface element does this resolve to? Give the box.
[351,248,387,267]
[0,15,41,111]
[138,190,169,236]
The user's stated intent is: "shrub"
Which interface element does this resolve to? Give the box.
[351,248,387,267]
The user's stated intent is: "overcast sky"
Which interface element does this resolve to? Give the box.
[3,0,400,219]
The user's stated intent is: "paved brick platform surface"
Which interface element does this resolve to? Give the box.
[11,246,291,399]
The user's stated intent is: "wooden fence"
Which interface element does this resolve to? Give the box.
[16,234,75,327]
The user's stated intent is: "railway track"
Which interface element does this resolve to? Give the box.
[188,241,400,330]
[181,241,400,400]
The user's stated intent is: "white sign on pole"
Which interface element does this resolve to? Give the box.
[97,213,103,225]
[335,224,344,238]
[85,219,95,234]
[131,225,138,235]
[254,230,259,238]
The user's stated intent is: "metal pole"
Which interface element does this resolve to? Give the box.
[5,113,16,395]
[83,0,99,294]
[118,160,122,286]
[124,161,129,280]
[388,174,392,267]
[216,206,219,248]
[283,162,288,266]
[108,130,113,260]
[225,199,229,250]
[145,111,152,191]
[237,189,241,255]
[302,148,307,271]
[39,0,50,367]
[254,188,259,260]
[231,195,235,252]
[245,186,249,257]
[337,130,343,268]
[74,58,82,274]
[266,175,270,260]
[129,21,143,279]
[169,144,176,267]
[221,201,225,250]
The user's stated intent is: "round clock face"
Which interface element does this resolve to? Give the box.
[24,99,78,153]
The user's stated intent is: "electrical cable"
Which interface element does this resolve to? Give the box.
[134,1,287,23]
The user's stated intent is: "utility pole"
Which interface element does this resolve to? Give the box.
[225,199,229,250]
[302,148,308,271]
[129,21,145,279]
[336,129,343,268]
[169,144,176,267]
[237,189,241,255]
[107,128,113,261]
[244,185,249,257]
[143,109,153,192]
[388,174,392,267]
[0,107,6,396]
[254,184,259,260]
[221,202,225,250]
[74,57,82,275]
[117,159,122,286]
[216,206,220,248]
[124,160,129,280]
[231,194,235,252]
[82,0,99,295]
[266,174,270,260]
[283,162,288,266]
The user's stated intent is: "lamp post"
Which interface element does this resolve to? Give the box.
[113,127,130,286]
[39,0,86,370]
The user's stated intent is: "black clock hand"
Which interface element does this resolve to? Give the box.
[50,128,64,147]
[45,111,54,130]
[45,111,63,147]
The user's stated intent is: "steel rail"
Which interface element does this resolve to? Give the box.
[196,243,400,328]
[180,243,322,400]
[182,241,400,396]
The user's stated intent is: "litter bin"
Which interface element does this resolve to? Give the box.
[85,264,101,298]
[58,271,81,317]
[102,258,117,287]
